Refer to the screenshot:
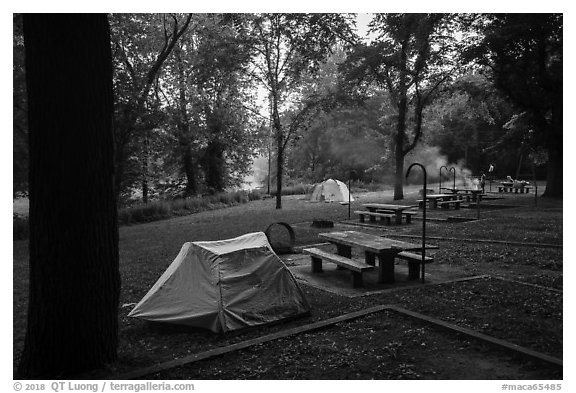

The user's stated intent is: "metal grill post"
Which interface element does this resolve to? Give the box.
[406,163,427,283]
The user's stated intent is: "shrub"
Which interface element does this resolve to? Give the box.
[117,189,255,226]
[118,201,172,225]
[247,190,263,201]
[269,183,314,197]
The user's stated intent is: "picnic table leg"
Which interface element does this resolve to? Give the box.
[407,261,420,280]
[311,256,323,273]
[336,244,352,258]
[366,208,377,223]
[377,251,395,283]
[336,244,352,270]
[351,272,363,288]
[405,214,411,224]
[430,199,438,209]
[395,212,402,225]
[365,251,376,266]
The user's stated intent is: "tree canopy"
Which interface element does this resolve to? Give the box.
[13,13,563,203]
[464,13,562,196]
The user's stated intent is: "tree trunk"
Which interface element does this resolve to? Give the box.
[515,152,524,180]
[393,94,407,201]
[19,14,121,378]
[113,125,130,203]
[183,146,197,196]
[141,134,149,203]
[393,41,408,201]
[271,94,284,209]
[542,144,562,198]
[276,134,284,209]
[202,141,226,194]
[175,44,196,197]
[267,143,271,195]
[542,100,563,198]
[394,143,405,201]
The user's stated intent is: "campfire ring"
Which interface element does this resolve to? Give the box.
[265,222,295,255]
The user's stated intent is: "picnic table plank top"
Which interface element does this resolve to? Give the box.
[319,230,436,253]
[441,187,485,194]
[441,187,469,193]
[424,194,455,198]
[362,203,413,211]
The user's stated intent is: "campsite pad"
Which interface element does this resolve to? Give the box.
[283,253,471,297]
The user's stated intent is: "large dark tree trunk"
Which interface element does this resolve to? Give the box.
[542,100,563,198]
[394,141,405,200]
[393,41,408,201]
[175,44,197,197]
[141,134,149,204]
[543,145,562,198]
[201,141,226,194]
[272,97,284,209]
[276,136,284,209]
[183,146,197,196]
[19,14,121,378]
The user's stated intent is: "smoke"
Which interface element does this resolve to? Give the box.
[405,145,473,188]
[241,155,268,190]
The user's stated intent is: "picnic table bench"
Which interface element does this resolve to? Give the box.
[397,251,434,280]
[354,210,396,225]
[361,203,415,225]
[417,194,459,209]
[436,200,462,209]
[302,247,375,288]
[498,185,531,193]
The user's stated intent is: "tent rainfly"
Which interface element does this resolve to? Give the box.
[310,178,353,203]
[128,232,310,333]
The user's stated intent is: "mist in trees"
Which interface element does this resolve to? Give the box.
[340,14,463,199]
[245,13,355,208]
[13,13,563,206]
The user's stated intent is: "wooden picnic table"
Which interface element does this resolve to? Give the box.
[440,188,485,202]
[441,187,473,195]
[422,193,458,209]
[362,203,414,224]
[319,230,437,283]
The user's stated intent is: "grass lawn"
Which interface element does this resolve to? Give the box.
[12,185,563,379]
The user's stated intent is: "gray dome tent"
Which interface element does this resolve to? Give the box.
[129,232,310,333]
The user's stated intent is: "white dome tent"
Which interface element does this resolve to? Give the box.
[310,179,354,203]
